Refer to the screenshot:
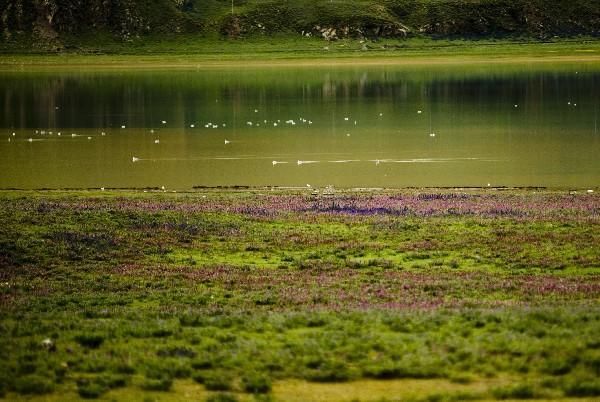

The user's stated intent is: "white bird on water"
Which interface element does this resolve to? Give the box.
[154,139,160,144]
[161,120,167,124]
[121,125,126,129]
[224,139,230,145]
[430,133,436,137]
[132,156,139,163]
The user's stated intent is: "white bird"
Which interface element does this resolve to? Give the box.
[101,187,105,191]
[101,132,105,136]
[12,132,15,136]
[224,139,230,144]
[254,109,258,113]
[430,133,436,137]
[87,136,92,140]
[71,133,77,137]
[379,113,383,116]
[57,132,61,136]
[273,123,278,127]
[161,120,167,124]
[417,110,422,114]
[161,185,165,190]
[588,189,594,193]
[346,133,351,137]
[154,139,160,144]
[28,138,33,142]
[344,117,349,121]
[132,157,139,162]
[121,125,126,129]
[514,104,518,108]
[190,124,195,128]
[150,129,154,133]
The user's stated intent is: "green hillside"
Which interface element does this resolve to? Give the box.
[1,0,599,52]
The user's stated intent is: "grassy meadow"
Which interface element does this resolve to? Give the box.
[2,38,600,68]
[0,188,598,401]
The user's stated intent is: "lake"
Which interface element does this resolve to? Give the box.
[1,62,598,189]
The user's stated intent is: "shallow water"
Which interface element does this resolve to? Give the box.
[1,63,598,189]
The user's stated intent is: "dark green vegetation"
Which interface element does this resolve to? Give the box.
[1,0,599,53]
[0,189,599,401]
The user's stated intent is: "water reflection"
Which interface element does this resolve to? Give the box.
[0,64,598,188]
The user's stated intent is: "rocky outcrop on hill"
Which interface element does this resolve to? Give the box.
[0,0,598,50]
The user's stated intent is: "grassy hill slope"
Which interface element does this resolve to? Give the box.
[0,0,599,52]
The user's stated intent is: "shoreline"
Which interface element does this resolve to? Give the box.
[0,186,595,194]
[2,40,600,69]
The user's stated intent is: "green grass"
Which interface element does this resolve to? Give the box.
[0,189,598,401]
[2,0,599,54]
[1,37,600,67]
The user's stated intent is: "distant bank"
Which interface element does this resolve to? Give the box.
[1,39,600,68]
[0,0,598,54]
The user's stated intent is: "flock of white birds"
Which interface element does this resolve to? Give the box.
[8,109,446,168]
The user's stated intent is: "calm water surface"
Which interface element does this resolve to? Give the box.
[1,63,599,188]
